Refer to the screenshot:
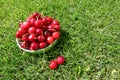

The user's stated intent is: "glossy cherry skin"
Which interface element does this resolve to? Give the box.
[28,33,36,42]
[21,22,30,30]
[20,42,29,49]
[46,36,54,45]
[37,35,45,42]
[28,27,36,33]
[30,42,38,50]
[56,56,65,65]
[52,32,60,39]
[54,25,60,31]
[49,60,58,70]
[39,42,47,49]
[22,35,29,41]
[16,31,22,38]
[44,31,51,38]
[34,20,43,28]
[52,20,59,25]
[36,28,43,35]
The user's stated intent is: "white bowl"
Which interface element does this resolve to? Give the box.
[16,38,58,54]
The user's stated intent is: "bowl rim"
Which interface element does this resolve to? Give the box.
[16,38,57,53]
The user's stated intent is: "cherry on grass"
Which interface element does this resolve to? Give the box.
[56,56,65,65]
[49,60,58,70]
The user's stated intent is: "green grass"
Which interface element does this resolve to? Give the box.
[0,0,120,79]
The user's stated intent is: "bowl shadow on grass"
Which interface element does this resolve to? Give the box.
[33,29,70,61]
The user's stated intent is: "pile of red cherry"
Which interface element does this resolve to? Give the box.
[16,12,60,50]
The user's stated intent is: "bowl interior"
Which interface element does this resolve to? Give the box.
[16,38,57,54]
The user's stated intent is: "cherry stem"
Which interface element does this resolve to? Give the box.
[23,33,30,36]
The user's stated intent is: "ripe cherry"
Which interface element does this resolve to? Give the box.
[18,27,23,34]
[20,42,29,49]
[46,16,53,24]
[42,17,47,25]
[54,25,60,31]
[52,32,60,39]
[38,35,45,42]
[48,25,54,29]
[52,20,59,25]
[29,15,34,19]
[39,42,47,49]
[36,28,43,35]
[16,31,22,38]
[18,27,27,35]
[41,25,48,30]
[26,18,31,22]
[49,60,58,70]
[30,42,38,50]
[30,19,36,26]
[56,56,65,65]
[44,31,51,38]
[28,27,36,33]
[22,35,29,41]
[28,33,36,42]
[47,36,54,45]
[34,20,43,28]
[32,12,39,19]
[21,22,30,30]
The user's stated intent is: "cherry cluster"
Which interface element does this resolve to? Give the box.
[49,56,65,70]
[16,12,60,50]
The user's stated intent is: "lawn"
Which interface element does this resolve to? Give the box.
[0,0,120,80]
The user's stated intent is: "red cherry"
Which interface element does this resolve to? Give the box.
[56,56,65,65]
[20,42,29,49]
[44,31,51,38]
[18,27,26,35]
[47,36,54,45]
[48,25,54,29]
[30,42,38,50]
[28,33,36,42]
[49,60,58,70]
[22,35,28,41]
[46,16,53,24]
[34,20,43,28]
[36,28,43,35]
[26,18,31,22]
[42,17,47,25]
[52,32,60,39]
[30,19,36,26]
[16,31,22,38]
[41,25,48,30]
[28,27,36,33]
[52,20,59,25]
[39,42,47,49]
[54,25,60,31]
[38,35,45,42]
[32,12,40,19]
[21,22,30,30]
